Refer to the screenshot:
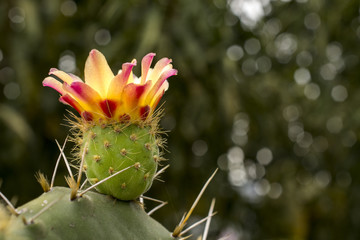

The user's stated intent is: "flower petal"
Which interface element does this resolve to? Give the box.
[68,73,83,82]
[107,61,137,100]
[145,68,177,105]
[150,80,169,108]
[59,93,84,115]
[149,58,172,83]
[49,68,78,84]
[62,82,106,118]
[140,53,155,84]
[121,82,151,119]
[99,99,118,118]
[43,77,64,95]
[84,49,114,98]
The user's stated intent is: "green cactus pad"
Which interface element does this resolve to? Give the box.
[0,187,174,240]
[81,124,159,200]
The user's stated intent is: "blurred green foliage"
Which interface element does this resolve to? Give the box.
[1,0,360,239]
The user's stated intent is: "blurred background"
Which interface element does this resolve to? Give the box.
[0,0,360,239]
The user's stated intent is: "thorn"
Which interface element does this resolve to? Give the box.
[77,142,88,189]
[35,171,50,192]
[173,168,218,237]
[180,212,217,237]
[139,196,144,205]
[79,179,88,191]
[154,164,170,178]
[55,139,74,181]
[0,191,18,215]
[65,176,78,200]
[141,195,165,203]
[78,164,137,197]
[147,201,168,216]
[202,199,216,240]
[24,196,62,225]
[179,235,192,240]
[51,136,68,189]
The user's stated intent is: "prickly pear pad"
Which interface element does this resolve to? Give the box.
[81,123,159,200]
[1,187,174,240]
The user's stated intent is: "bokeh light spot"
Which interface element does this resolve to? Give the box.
[94,29,111,46]
[256,56,272,73]
[268,182,282,199]
[283,105,300,122]
[296,131,313,149]
[192,140,208,157]
[242,58,257,75]
[3,82,20,100]
[60,1,77,17]
[326,43,342,62]
[227,146,245,167]
[326,116,343,134]
[304,12,321,30]
[229,168,247,187]
[296,51,313,67]
[254,179,270,196]
[244,38,261,55]
[228,0,268,29]
[263,18,282,37]
[315,170,331,188]
[288,122,304,142]
[256,147,273,165]
[331,85,348,102]
[58,52,76,73]
[217,154,228,171]
[341,131,356,147]
[294,67,311,85]
[320,63,337,80]
[8,7,25,23]
[227,45,244,61]
[304,83,320,100]
[275,33,298,63]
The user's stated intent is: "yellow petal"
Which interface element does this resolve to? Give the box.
[84,49,114,98]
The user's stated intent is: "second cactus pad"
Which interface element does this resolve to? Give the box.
[81,123,160,200]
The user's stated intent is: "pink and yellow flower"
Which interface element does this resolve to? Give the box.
[43,49,177,122]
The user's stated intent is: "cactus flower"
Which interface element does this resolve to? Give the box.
[43,49,177,122]
[42,49,176,200]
